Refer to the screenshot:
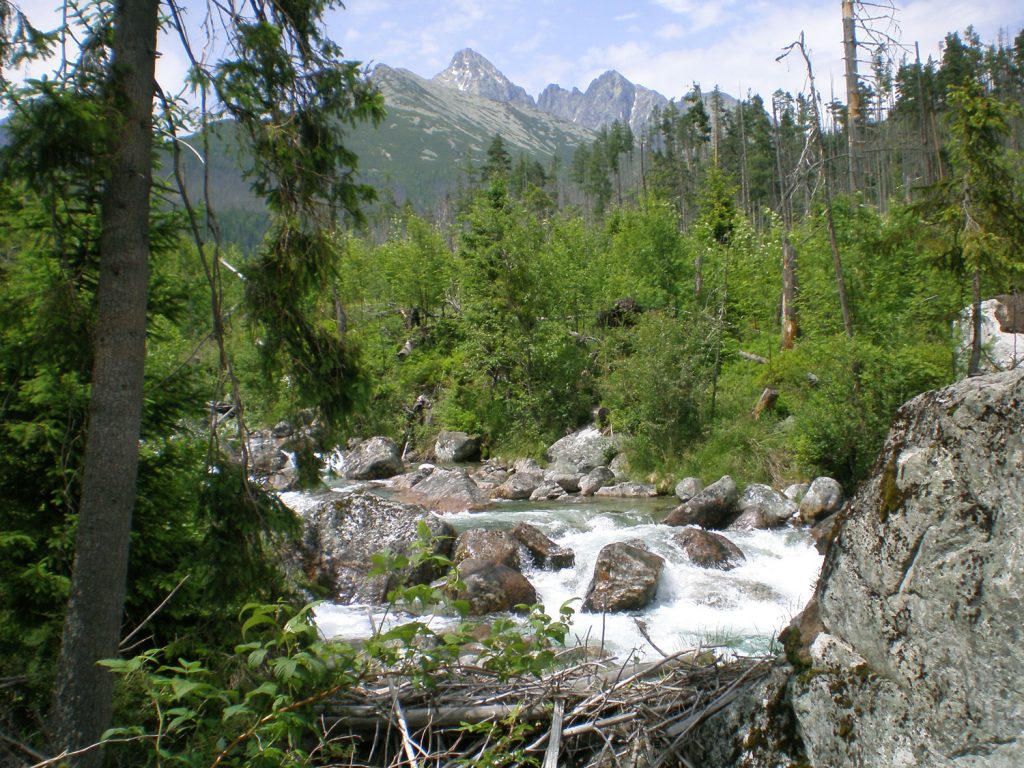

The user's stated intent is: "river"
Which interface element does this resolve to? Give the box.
[303,487,823,662]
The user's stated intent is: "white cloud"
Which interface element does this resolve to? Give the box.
[656,23,686,40]
[615,13,640,22]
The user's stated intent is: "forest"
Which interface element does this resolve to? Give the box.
[1,0,1023,765]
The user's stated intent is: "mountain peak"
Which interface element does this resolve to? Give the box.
[433,48,535,108]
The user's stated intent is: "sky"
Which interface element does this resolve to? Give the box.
[8,1,1024,104]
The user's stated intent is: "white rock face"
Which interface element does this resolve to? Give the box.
[685,369,1024,767]
[956,297,1024,374]
[795,369,1024,766]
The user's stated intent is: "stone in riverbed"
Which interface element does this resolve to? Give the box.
[299,491,454,603]
[729,483,797,530]
[797,476,844,524]
[594,481,658,498]
[579,466,615,496]
[672,528,746,570]
[455,558,538,615]
[582,542,664,612]
[340,436,404,480]
[510,522,575,569]
[663,475,739,529]
[453,529,521,570]
[434,430,482,463]
[546,427,619,474]
[674,476,704,502]
[392,465,490,512]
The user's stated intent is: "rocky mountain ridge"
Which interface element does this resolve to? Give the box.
[431,48,671,134]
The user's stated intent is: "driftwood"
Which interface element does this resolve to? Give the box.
[738,350,768,364]
[314,647,770,767]
[751,387,779,420]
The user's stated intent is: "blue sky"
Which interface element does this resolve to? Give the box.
[329,0,1024,101]
[9,1,1024,104]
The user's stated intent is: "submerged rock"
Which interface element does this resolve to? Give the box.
[582,542,664,612]
[510,522,575,569]
[672,528,746,570]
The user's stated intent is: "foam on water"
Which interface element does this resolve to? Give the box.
[313,496,823,661]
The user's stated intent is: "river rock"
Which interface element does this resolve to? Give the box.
[392,465,490,512]
[546,427,619,474]
[434,431,482,463]
[299,491,454,603]
[729,483,797,530]
[673,528,746,570]
[249,430,289,475]
[455,558,538,615]
[783,482,809,502]
[686,369,1024,767]
[608,453,630,480]
[579,466,615,496]
[510,523,575,569]
[797,476,844,524]
[582,542,665,612]
[545,471,581,494]
[340,436,404,480]
[512,457,545,477]
[491,471,542,500]
[674,476,704,502]
[530,481,567,501]
[594,481,658,498]
[663,475,739,529]
[453,530,521,569]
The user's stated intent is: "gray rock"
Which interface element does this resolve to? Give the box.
[579,466,616,497]
[392,466,490,512]
[544,471,581,494]
[783,482,810,502]
[529,482,567,501]
[672,528,746,570]
[663,475,739,529]
[729,483,798,530]
[510,523,575,569]
[299,491,454,603]
[546,427,618,474]
[249,430,289,475]
[455,558,538,615]
[342,436,404,480]
[594,481,658,498]
[674,476,704,502]
[434,430,482,463]
[582,542,665,612]
[608,453,630,481]
[512,457,544,477]
[688,369,1024,767]
[453,529,521,570]
[798,476,844,524]
[492,472,542,500]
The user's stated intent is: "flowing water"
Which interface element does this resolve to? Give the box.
[305,488,823,662]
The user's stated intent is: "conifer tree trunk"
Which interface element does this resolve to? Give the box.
[842,0,862,192]
[52,0,159,763]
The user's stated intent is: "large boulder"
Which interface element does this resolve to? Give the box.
[687,369,1024,767]
[392,466,490,512]
[797,476,844,524]
[673,528,746,570]
[663,475,739,529]
[510,523,575,569]
[491,472,542,501]
[674,476,704,502]
[455,558,538,615]
[453,529,521,570]
[434,431,482,463]
[582,542,665,612]
[546,427,619,474]
[340,436,404,480]
[729,483,798,530]
[299,491,454,603]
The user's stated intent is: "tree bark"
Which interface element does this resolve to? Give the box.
[968,268,983,376]
[52,1,160,764]
[842,0,862,192]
